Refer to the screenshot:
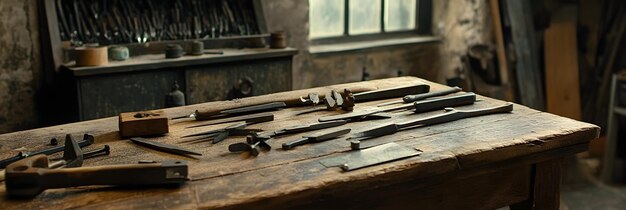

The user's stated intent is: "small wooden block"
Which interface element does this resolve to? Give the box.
[119,110,169,138]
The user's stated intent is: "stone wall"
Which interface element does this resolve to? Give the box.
[0,0,41,133]
[0,0,491,133]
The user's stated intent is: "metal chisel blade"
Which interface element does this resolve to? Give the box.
[307,128,352,142]
[130,137,202,156]
[349,124,399,140]
[319,142,421,171]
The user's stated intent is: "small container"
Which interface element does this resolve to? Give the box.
[75,46,108,67]
[109,46,129,61]
[165,44,184,59]
[190,41,204,55]
[270,31,286,49]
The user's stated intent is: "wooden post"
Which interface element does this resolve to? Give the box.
[511,159,563,210]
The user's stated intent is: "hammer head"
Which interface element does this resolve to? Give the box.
[5,154,50,197]
[62,134,84,168]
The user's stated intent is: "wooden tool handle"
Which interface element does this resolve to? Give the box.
[193,86,377,120]
[5,155,188,197]
[402,86,462,102]
[41,161,188,187]
[412,92,476,113]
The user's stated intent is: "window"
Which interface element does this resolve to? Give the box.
[309,0,431,41]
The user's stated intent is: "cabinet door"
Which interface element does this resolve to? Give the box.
[77,70,185,120]
[185,57,292,104]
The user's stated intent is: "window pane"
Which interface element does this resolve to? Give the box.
[385,0,417,31]
[310,0,345,39]
[349,0,382,35]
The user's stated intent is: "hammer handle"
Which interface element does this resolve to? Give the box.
[5,155,188,197]
[40,162,188,188]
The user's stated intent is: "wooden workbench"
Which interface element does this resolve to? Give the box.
[0,77,599,209]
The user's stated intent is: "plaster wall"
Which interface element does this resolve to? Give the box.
[0,0,41,133]
[263,0,492,88]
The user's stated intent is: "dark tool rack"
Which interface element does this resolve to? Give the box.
[41,0,268,70]
[55,0,262,45]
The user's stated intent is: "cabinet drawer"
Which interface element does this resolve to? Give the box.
[77,70,185,120]
[185,57,292,104]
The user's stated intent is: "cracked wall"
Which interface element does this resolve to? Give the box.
[0,0,41,133]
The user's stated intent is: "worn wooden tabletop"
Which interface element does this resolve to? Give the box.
[0,77,599,209]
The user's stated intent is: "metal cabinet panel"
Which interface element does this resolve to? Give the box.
[185,57,292,104]
[77,70,185,120]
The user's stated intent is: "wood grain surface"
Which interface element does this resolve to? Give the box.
[0,77,599,209]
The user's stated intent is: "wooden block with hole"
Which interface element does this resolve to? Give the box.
[119,110,169,138]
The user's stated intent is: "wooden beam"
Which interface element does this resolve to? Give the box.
[506,0,545,110]
[544,5,581,120]
[489,0,514,101]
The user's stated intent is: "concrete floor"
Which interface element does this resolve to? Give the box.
[560,155,626,210]
[496,155,626,210]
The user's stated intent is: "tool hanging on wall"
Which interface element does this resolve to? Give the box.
[349,103,514,150]
[282,128,351,150]
[54,0,261,45]
[319,92,478,122]
[376,87,463,107]
[0,134,95,169]
[4,155,189,198]
[229,120,348,156]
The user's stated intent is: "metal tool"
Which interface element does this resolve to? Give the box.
[248,120,349,144]
[5,155,188,198]
[50,144,111,162]
[48,135,83,169]
[173,102,285,120]
[299,93,320,105]
[0,134,95,169]
[296,90,356,115]
[377,87,463,107]
[352,84,430,102]
[319,92,477,122]
[319,142,421,171]
[50,135,83,168]
[349,103,514,142]
[282,128,351,150]
[187,113,274,129]
[182,122,263,144]
[229,120,348,156]
[130,137,201,157]
[82,145,111,159]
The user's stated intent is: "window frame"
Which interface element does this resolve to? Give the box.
[310,0,433,45]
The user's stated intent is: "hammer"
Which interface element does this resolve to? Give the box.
[5,155,189,198]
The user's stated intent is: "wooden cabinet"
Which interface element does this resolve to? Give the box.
[64,48,296,120]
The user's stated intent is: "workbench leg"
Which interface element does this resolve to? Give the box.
[510,158,563,210]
